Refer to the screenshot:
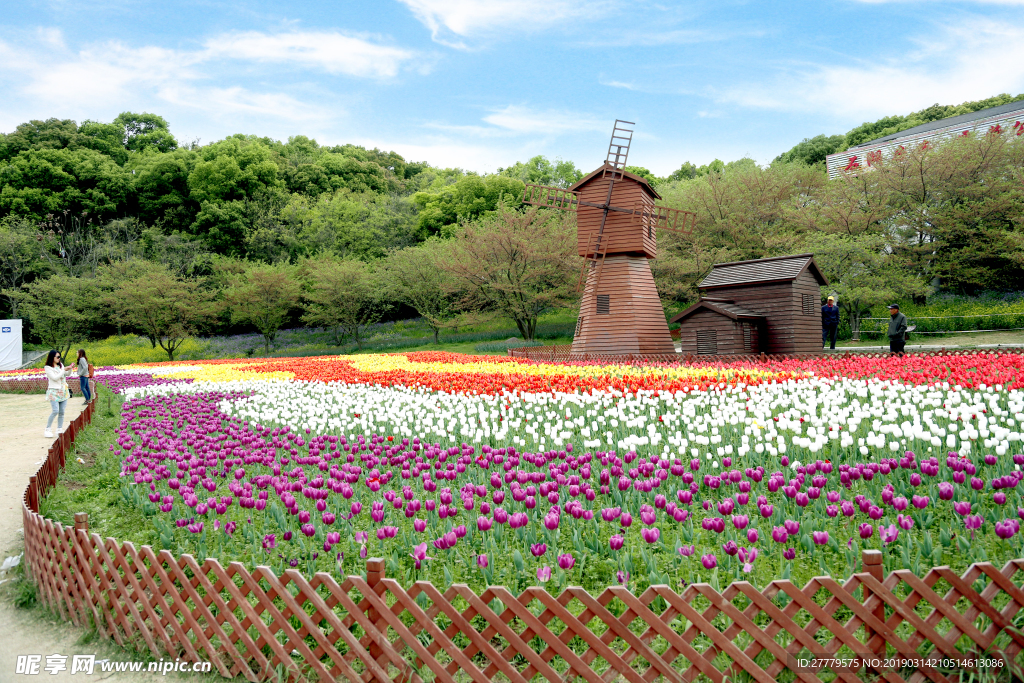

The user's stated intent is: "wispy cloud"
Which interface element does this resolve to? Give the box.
[482,105,608,134]
[0,27,419,124]
[205,31,418,78]
[712,18,1024,120]
[396,0,608,47]
[601,80,638,90]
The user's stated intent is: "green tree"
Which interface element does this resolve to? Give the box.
[129,148,199,231]
[222,262,300,352]
[440,205,580,340]
[806,233,926,339]
[412,173,524,238]
[383,240,463,343]
[773,134,846,166]
[0,219,47,317]
[498,155,582,188]
[300,256,388,347]
[114,112,177,154]
[0,148,131,221]
[9,274,101,359]
[106,260,215,360]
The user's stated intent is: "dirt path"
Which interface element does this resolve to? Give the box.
[0,394,213,682]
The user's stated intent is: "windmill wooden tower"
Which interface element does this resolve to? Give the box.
[522,120,697,355]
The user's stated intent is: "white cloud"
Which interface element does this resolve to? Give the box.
[713,18,1024,120]
[397,0,604,47]
[0,27,418,126]
[601,80,638,90]
[482,105,608,134]
[205,31,417,79]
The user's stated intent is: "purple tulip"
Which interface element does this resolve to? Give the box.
[722,540,739,556]
[537,566,551,582]
[558,553,575,570]
[783,519,800,535]
[954,501,972,516]
[746,528,759,544]
[609,534,624,551]
[996,519,1019,539]
[759,503,774,518]
[409,543,431,569]
[772,526,789,544]
[782,547,796,561]
[879,524,899,544]
[641,528,661,544]
[859,522,873,539]
[964,515,983,531]
[812,531,829,546]
[477,516,492,532]
[620,512,633,528]
[678,544,695,557]
[938,482,954,500]
[701,554,717,569]
[477,554,489,568]
[911,495,929,510]
[731,514,749,530]
[530,543,547,557]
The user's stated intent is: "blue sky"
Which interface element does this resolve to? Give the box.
[2,0,1023,175]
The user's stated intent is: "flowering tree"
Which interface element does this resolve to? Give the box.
[440,206,580,341]
[106,259,216,360]
[382,239,463,343]
[223,262,300,352]
[299,256,388,348]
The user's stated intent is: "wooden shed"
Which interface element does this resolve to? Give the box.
[672,300,765,355]
[671,253,828,355]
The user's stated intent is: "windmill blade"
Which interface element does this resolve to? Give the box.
[635,204,698,235]
[522,184,579,211]
[603,120,635,179]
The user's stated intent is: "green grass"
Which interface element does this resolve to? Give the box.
[38,386,155,545]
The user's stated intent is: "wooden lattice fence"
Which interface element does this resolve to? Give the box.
[21,391,1024,682]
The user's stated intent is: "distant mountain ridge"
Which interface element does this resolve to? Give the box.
[774,93,1024,167]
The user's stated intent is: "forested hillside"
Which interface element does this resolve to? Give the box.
[2,100,1022,353]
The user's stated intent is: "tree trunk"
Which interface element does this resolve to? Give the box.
[432,327,440,344]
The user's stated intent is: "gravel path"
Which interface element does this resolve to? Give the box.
[0,394,214,682]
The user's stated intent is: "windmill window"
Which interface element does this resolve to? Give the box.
[575,316,584,336]
[697,330,718,355]
[596,295,610,315]
[802,294,815,315]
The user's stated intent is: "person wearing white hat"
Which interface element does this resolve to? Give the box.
[821,295,840,350]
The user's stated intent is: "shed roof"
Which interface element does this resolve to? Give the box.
[699,253,828,289]
[670,299,766,324]
[849,98,1024,151]
[569,162,661,200]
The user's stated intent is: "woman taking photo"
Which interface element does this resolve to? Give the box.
[43,350,74,438]
[75,349,93,403]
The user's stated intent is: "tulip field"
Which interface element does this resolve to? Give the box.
[8,350,1024,593]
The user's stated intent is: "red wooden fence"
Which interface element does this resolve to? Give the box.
[21,396,1024,682]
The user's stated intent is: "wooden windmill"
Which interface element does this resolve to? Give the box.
[522,120,697,355]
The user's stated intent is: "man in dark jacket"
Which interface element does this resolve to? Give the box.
[887,304,908,355]
[821,295,840,350]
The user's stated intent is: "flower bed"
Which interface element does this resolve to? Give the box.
[9,350,1024,593]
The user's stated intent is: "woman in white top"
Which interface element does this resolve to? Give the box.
[43,350,75,438]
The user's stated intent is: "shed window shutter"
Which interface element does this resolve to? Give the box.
[743,324,752,352]
[802,294,815,315]
[697,330,718,355]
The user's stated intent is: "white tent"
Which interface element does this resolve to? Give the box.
[0,320,23,370]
